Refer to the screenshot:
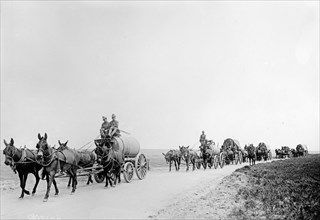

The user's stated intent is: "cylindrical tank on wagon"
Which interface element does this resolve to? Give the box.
[112,136,140,158]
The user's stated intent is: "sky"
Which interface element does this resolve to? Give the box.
[1,1,319,152]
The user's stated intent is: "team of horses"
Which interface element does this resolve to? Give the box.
[2,133,123,202]
[162,140,276,171]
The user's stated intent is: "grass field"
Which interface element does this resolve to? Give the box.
[230,155,320,220]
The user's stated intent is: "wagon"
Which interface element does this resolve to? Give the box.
[198,141,226,169]
[275,146,292,159]
[221,138,242,165]
[93,136,148,183]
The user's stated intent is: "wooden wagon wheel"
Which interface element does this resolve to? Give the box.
[135,153,147,180]
[213,155,219,169]
[219,152,225,168]
[123,162,134,183]
[94,171,105,183]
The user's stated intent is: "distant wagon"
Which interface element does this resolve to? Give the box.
[94,136,148,183]
[275,146,292,159]
[220,138,242,165]
[296,144,308,157]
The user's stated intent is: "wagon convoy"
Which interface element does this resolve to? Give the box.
[2,122,309,201]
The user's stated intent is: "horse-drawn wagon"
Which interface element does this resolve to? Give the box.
[220,138,242,165]
[275,146,292,158]
[94,136,148,183]
[199,140,225,169]
[296,144,308,157]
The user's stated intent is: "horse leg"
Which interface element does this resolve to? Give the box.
[169,160,172,172]
[67,176,72,188]
[192,159,196,171]
[86,174,91,185]
[44,170,55,202]
[70,168,77,193]
[31,171,40,195]
[18,171,25,199]
[117,167,121,184]
[52,178,59,195]
[186,158,189,172]
[175,159,178,171]
[22,173,30,195]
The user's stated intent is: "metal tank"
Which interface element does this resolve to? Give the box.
[112,136,140,158]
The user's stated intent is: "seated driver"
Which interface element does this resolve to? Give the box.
[107,114,120,138]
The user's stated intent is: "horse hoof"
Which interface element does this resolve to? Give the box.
[32,193,35,196]
[43,198,48,202]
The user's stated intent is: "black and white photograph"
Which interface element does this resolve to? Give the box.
[1,0,319,219]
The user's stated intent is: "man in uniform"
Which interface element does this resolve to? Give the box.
[107,114,120,138]
[199,131,207,148]
[100,116,109,138]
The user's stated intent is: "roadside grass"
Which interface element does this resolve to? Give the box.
[229,155,320,220]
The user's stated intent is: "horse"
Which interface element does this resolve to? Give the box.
[242,146,249,162]
[162,149,181,171]
[179,146,198,171]
[3,138,46,198]
[246,144,256,166]
[199,144,214,169]
[57,141,97,186]
[36,133,80,202]
[94,141,123,188]
[256,142,268,161]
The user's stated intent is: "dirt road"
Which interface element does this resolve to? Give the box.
[0,161,270,219]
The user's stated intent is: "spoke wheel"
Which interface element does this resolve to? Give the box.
[94,171,105,183]
[123,162,134,183]
[135,153,147,180]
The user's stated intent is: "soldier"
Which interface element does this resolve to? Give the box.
[107,114,120,138]
[199,131,207,148]
[100,116,109,138]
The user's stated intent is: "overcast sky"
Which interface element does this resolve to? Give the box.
[1,1,319,152]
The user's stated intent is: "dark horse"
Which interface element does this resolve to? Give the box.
[199,143,214,169]
[162,149,181,171]
[179,146,198,171]
[57,141,96,187]
[36,133,80,202]
[94,139,123,188]
[246,144,256,166]
[3,138,44,198]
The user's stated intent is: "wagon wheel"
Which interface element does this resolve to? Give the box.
[219,152,225,168]
[94,171,105,183]
[238,152,242,164]
[123,162,134,183]
[213,155,219,169]
[135,153,147,180]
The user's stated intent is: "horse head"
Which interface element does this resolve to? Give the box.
[57,140,69,151]
[3,138,16,166]
[179,146,189,160]
[36,133,50,160]
[94,144,111,163]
